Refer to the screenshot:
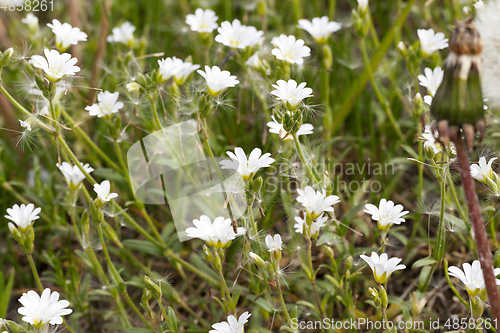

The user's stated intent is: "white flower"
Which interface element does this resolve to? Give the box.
[57,161,94,189]
[364,198,409,231]
[186,215,246,248]
[85,91,124,118]
[157,57,200,85]
[294,213,328,237]
[296,186,340,218]
[209,311,251,333]
[47,19,87,51]
[265,234,282,252]
[470,157,498,183]
[22,13,39,31]
[360,252,406,284]
[417,28,449,57]
[220,147,274,180]
[271,79,313,110]
[297,16,341,43]
[186,8,218,33]
[107,21,135,46]
[197,65,239,96]
[19,119,32,131]
[215,19,264,49]
[422,125,441,154]
[31,49,80,82]
[5,203,41,233]
[418,67,443,96]
[267,115,313,141]
[449,260,500,297]
[18,288,73,327]
[423,94,433,107]
[476,1,500,108]
[93,180,118,204]
[271,35,311,65]
[357,0,369,12]
[474,0,485,10]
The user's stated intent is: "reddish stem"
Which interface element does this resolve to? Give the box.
[455,134,500,322]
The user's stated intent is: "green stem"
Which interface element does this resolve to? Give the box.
[27,254,43,292]
[152,100,162,130]
[307,237,325,327]
[276,277,293,325]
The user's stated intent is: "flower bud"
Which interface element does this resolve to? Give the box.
[379,285,388,310]
[203,244,214,263]
[322,44,333,69]
[397,41,408,58]
[212,251,222,271]
[345,256,353,271]
[144,275,162,299]
[249,252,266,269]
[126,82,141,92]
[0,47,14,68]
[251,177,263,193]
[368,287,382,308]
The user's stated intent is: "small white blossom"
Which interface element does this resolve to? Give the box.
[220,147,274,180]
[423,95,433,106]
[246,52,261,68]
[271,79,313,110]
[19,119,32,131]
[57,162,94,190]
[448,260,500,297]
[296,186,340,218]
[85,91,124,118]
[357,0,369,12]
[417,28,449,57]
[22,13,39,31]
[5,203,41,233]
[297,16,341,43]
[186,215,246,248]
[271,35,311,65]
[158,57,200,85]
[197,65,239,96]
[364,198,409,231]
[186,8,218,33]
[422,125,441,155]
[474,0,485,10]
[209,311,251,333]
[418,67,443,96]
[294,213,328,237]
[93,180,118,204]
[267,115,314,141]
[18,288,73,327]
[47,19,87,51]
[360,252,406,284]
[215,19,264,49]
[470,157,498,183]
[265,234,283,252]
[31,49,80,82]
[107,21,135,46]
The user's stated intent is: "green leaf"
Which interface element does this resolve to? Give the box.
[122,240,163,256]
[0,269,15,318]
[411,257,438,269]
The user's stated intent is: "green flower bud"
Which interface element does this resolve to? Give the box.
[249,252,266,269]
[0,47,14,68]
[212,251,222,271]
[144,275,162,300]
[379,285,388,310]
[368,287,382,308]
[203,244,214,263]
[345,256,353,271]
[322,44,333,70]
[251,177,263,193]
[397,41,408,58]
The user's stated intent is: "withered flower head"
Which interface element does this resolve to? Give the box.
[430,17,485,149]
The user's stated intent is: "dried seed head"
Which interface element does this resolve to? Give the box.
[450,17,483,56]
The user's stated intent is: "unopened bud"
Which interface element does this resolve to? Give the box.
[144,275,162,299]
[249,252,266,269]
[0,48,14,68]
